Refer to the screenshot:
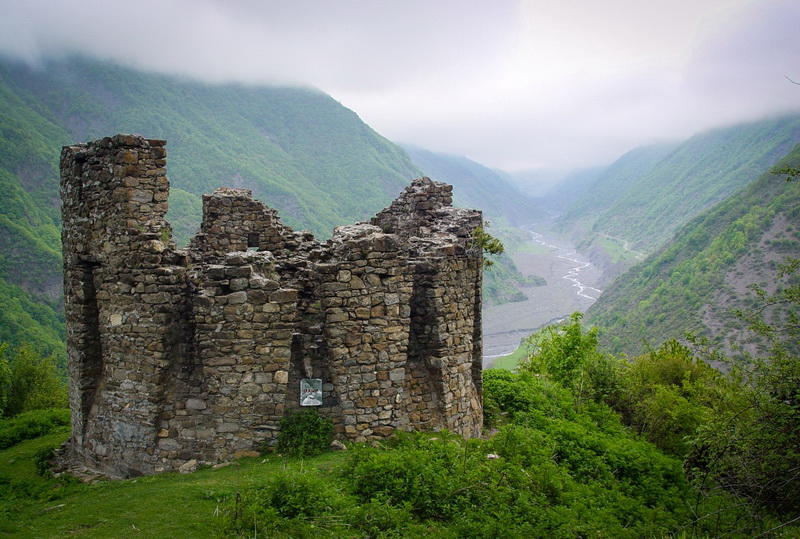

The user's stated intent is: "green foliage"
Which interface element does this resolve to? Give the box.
[560,114,800,255]
[471,225,504,267]
[480,369,705,537]
[687,257,800,519]
[519,312,602,388]
[276,409,334,457]
[489,305,800,534]
[0,344,67,417]
[772,164,800,181]
[221,469,355,537]
[612,340,722,456]
[0,408,69,449]
[483,369,576,428]
[32,442,59,477]
[0,348,9,414]
[481,251,529,305]
[589,144,800,356]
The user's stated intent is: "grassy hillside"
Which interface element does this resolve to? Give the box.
[4,329,796,537]
[587,145,800,356]
[557,115,800,273]
[0,55,425,359]
[0,389,727,538]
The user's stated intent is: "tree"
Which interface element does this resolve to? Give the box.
[471,225,504,267]
[0,343,68,417]
[519,312,602,389]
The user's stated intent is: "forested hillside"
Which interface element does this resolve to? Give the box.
[587,145,800,356]
[557,115,800,276]
[0,55,426,359]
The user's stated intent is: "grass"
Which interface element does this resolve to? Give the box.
[0,431,350,538]
[491,344,528,371]
[596,236,638,264]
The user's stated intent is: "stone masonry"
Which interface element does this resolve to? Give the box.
[60,134,484,477]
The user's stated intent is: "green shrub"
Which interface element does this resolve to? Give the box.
[0,408,70,449]
[221,469,355,538]
[483,369,575,427]
[348,495,417,537]
[276,409,333,457]
[519,312,602,388]
[613,340,722,456]
[33,442,59,477]
[0,343,67,417]
[344,437,465,519]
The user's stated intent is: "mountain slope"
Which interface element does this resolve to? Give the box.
[587,145,800,356]
[0,55,425,358]
[402,145,539,225]
[556,143,677,232]
[557,115,800,275]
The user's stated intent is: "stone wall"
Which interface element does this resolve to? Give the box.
[60,134,484,477]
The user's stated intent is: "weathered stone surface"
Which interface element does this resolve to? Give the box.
[178,459,198,474]
[330,440,347,451]
[60,135,483,478]
[233,450,260,459]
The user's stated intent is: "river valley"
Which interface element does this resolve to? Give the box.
[482,226,603,366]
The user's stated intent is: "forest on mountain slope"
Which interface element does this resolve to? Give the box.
[0,55,533,359]
[555,114,800,279]
[587,145,800,357]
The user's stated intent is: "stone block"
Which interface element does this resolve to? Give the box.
[186,398,207,410]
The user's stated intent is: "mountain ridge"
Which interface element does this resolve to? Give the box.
[587,144,800,356]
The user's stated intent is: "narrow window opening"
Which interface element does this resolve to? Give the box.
[77,261,103,435]
[247,232,260,249]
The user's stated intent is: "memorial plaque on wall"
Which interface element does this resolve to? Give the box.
[300,378,323,406]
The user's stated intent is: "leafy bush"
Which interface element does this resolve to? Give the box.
[0,343,67,418]
[33,442,59,477]
[221,469,355,537]
[519,312,619,398]
[276,409,333,457]
[688,258,800,518]
[482,368,575,427]
[0,408,70,449]
[614,340,722,456]
[344,433,474,520]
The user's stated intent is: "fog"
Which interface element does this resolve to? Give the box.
[0,0,797,171]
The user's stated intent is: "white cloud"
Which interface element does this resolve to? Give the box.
[0,0,797,170]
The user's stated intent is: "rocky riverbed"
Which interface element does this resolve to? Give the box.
[482,227,602,366]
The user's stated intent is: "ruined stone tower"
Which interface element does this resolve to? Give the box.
[60,134,483,477]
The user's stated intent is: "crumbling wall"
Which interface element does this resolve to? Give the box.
[61,135,189,475]
[190,187,317,260]
[61,135,484,477]
[319,225,414,440]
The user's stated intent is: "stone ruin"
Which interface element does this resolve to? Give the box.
[59,134,484,477]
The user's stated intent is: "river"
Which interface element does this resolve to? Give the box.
[482,226,603,366]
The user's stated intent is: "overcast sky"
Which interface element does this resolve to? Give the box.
[1,0,798,171]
